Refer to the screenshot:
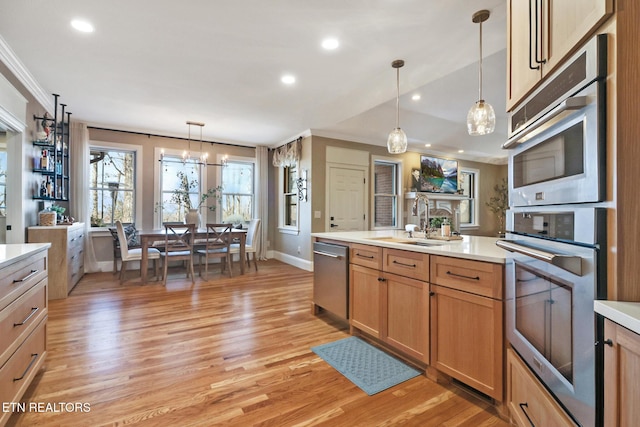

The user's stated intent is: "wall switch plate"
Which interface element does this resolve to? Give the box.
[314,211,321,218]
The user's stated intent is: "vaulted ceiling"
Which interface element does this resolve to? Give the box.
[0,0,508,163]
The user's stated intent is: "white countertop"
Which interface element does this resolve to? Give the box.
[311,230,508,264]
[594,300,640,335]
[0,243,51,269]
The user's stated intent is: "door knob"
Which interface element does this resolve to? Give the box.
[330,224,338,228]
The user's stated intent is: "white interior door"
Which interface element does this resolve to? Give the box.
[328,167,366,231]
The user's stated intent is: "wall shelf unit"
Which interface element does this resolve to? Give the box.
[32,93,71,202]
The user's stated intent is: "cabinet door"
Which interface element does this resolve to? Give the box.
[430,284,503,400]
[349,264,382,337]
[507,0,542,110]
[383,273,429,363]
[544,0,613,73]
[604,319,640,427]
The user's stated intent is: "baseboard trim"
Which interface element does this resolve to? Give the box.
[272,251,313,271]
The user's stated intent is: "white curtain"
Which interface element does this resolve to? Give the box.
[70,122,100,272]
[256,146,269,260]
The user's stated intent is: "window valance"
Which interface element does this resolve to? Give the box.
[272,137,302,167]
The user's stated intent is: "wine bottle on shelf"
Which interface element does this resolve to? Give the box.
[46,177,52,198]
[41,149,48,170]
[40,179,47,197]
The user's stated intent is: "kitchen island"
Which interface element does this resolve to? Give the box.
[311,231,509,402]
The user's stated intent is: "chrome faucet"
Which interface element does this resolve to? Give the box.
[412,193,430,236]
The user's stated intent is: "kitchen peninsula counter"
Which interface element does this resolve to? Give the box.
[311,231,508,264]
[0,243,51,269]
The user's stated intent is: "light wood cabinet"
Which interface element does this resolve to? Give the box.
[349,264,382,338]
[28,223,85,299]
[0,246,49,427]
[506,349,576,427]
[349,246,429,363]
[603,318,640,427]
[429,255,504,400]
[506,0,612,110]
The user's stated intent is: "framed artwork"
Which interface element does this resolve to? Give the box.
[419,156,458,193]
[410,168,421,191]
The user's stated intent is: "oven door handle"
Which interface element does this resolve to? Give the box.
[496,239,583,276]
[503,95,588,149]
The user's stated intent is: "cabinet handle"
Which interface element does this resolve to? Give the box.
[446,271,480,281]
[13,307,39,327]
[602,339,613,347]
[377,277,386,282]
[429,291,435,296]
[392,260,416,268]
[356,253,374,259]
[519,402,536,427]
[13,353,39,382]
[13,269,39,283]
[528,0,540,70]
[534,0,546,65]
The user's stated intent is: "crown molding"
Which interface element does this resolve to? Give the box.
[0,34,54,113]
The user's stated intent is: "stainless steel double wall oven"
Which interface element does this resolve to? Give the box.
[499,34,608,427]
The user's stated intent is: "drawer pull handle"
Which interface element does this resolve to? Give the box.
[446,271,480,281]
[14,307,39,327]
[13,269,39,283]
[356,253,374,259]
[393,260,416,268]
[13,353,39,382]
[519,402,535,426]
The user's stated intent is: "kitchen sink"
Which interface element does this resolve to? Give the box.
[364,236,443,247]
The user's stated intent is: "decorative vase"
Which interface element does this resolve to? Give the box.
[185,209,201,228]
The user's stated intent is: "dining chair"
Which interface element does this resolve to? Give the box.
[230,218,261,271]
[115,220,160,284]
[159,223,196,285]
[196,223,233,279]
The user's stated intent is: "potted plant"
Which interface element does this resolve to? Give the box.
[486,177,508,237]
[49,204,66,222]
[156,171,223,226]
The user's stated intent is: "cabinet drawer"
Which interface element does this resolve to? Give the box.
[0,318,47,409]
[383,248,429,281]
[0,250,48,312]
[507,349,576,427]
[0,279,48,367]
[69,228,84,250]
[350,244,382,270]
[430,255,503,299]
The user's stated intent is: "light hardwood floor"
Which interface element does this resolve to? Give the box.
[8,260,509,426]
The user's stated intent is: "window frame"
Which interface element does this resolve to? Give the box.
[88,141,143,230]
[371,156,403,230]
[459,167,480,229]
[277,162,300,235]
[154,147,207,228]
[217,155,256,224]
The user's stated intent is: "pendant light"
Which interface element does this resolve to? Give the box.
[467,10,495,136]
[387,59,407,154]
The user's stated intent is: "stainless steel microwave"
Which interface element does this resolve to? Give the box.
[504,34,607,207]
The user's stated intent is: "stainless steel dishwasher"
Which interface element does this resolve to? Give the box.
[313,241,349,321]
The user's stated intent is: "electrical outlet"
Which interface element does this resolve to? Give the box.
[297,246,301,254]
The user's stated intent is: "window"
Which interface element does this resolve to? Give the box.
[283,165,298,227]
[459,168,479,227]
[158,155,202,223]
[89,148,136,227]
[220,160,254,224]
[372,158,401,229]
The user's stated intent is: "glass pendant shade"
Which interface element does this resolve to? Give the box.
[467,100,496,135]
[387,127,407,154]
[387,59,407,154]
[468,10,495,136]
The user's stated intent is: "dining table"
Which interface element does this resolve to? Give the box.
[137,227,247,284]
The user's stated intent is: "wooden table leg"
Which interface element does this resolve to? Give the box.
[141,236,149,284]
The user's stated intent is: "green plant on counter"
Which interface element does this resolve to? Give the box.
[486,177,508,234]
[49,204,66,216]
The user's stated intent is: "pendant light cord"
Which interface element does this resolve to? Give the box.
[395,66,400,128]
[478,20,483,101]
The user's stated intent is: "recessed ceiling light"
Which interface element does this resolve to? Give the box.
[412,94,421,101]
[71,19,94,33]
[425,143,431,148]
[458,149,465,153]
[281,74,296,85]
[322,38,340,50]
